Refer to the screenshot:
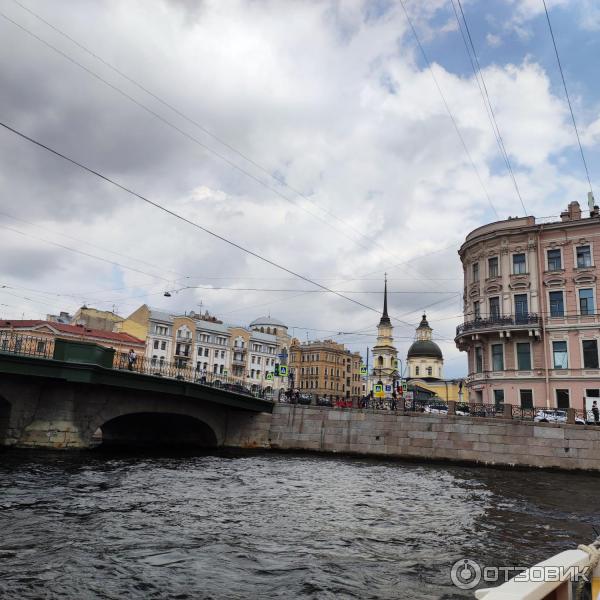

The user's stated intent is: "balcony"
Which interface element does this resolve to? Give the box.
[456,313,540,337]
[232,353,246,365]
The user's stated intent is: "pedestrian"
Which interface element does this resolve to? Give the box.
[592,400,599,425]
[127,348,137,371]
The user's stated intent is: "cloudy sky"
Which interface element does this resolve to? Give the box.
[1,0,599,377]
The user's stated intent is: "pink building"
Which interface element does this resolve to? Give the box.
[455,201,600,412]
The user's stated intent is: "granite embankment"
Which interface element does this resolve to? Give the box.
[225,404,600,471]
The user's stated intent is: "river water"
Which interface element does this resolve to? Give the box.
[0,449,598,599]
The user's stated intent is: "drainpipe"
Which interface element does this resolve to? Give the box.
[536,224,551,408]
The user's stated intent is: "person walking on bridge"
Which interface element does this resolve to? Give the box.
[127,348,137,371]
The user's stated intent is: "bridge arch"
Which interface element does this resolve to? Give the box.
[97,412,218,448]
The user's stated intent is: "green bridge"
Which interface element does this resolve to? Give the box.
[0,339,273,449]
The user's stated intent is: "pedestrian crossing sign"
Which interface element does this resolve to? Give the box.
[374,384,384,398]
[360,364,368,375]
[266,372,274,381]
[279,365,288,376]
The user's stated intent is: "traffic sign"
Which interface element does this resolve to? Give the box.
[266,372,274,381]
[279,365,288,376]
[360,365,368,376]
[374,383,384,398]
[385,384,392,392]
[402,380,408,392]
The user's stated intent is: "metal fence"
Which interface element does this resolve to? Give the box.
[112,352,276,400]
[0,332,55,358]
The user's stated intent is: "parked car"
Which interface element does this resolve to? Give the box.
[424,403,448,414]
[316,396,333,407]
[298,393,312,405]
[534,409,586,425]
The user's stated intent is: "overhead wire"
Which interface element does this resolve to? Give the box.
[451,0,528,216]
[3,2,476,290]
[0,120,420,327]
[397,0,500,219]
[541,0,595,198]
[8,0,397,253]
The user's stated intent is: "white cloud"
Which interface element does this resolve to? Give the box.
[0,0,596,376]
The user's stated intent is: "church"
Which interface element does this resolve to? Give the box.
[367,280,464,403]
[368,277,399,395]
[406,313,464,403]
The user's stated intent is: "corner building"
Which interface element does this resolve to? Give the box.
[455,201,600,412]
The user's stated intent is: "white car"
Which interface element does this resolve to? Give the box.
[534,409,585,425]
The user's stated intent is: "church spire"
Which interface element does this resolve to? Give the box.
[379,274,391,327]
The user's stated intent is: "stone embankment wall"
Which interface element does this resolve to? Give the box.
[225,404,600,472]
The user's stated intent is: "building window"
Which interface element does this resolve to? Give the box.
[36,341,46,353]
[586,389,600,399]
[493,389,504,408]
[415,366,420,376]
[475,347,483,373]
[516,342,531,370]
[577,245,592,268]
[549,291,564,317]
[514,294,528,321]
[552,340,568,369]
[556,389,570,409]
[427,366,432,376]
[513,253,526,274]
[473,262,479,282]
[488,256,499,278]
[153,340,159,349]
[489,297,500,319]
[473,301,480,319]
[491,344,504,371]
[579,288,594,315]
[583,340,599,369]
[520,389,533,409]
[161,341,166,350]
[547,248,562,271]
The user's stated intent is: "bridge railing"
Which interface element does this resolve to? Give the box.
[0,333,275,402]
[0,332,55,358]
[112,352,276,401]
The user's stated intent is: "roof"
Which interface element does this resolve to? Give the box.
[249,316,287,328]
[407,339,443,359]
[195,320,230,334]
[0,320,145,346]
[250,331,278,343]
[147,307,174,323]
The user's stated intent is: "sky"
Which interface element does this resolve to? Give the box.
[1,0,599,378]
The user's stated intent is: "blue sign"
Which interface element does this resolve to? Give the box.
[385,385,392,392]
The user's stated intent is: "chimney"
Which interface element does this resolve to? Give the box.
[560,201,582,221]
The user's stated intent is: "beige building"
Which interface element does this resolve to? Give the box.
[71,306,124,332]
[289,339,362,398]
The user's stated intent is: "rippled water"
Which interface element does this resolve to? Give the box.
[0,449,598,599]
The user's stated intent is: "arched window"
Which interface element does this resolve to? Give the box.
[427,366,432,376]
[378,356,384,366]
[273,328,277,335]
[267,327,271,334]
[260,327,265,333]
[415,366,420,376]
